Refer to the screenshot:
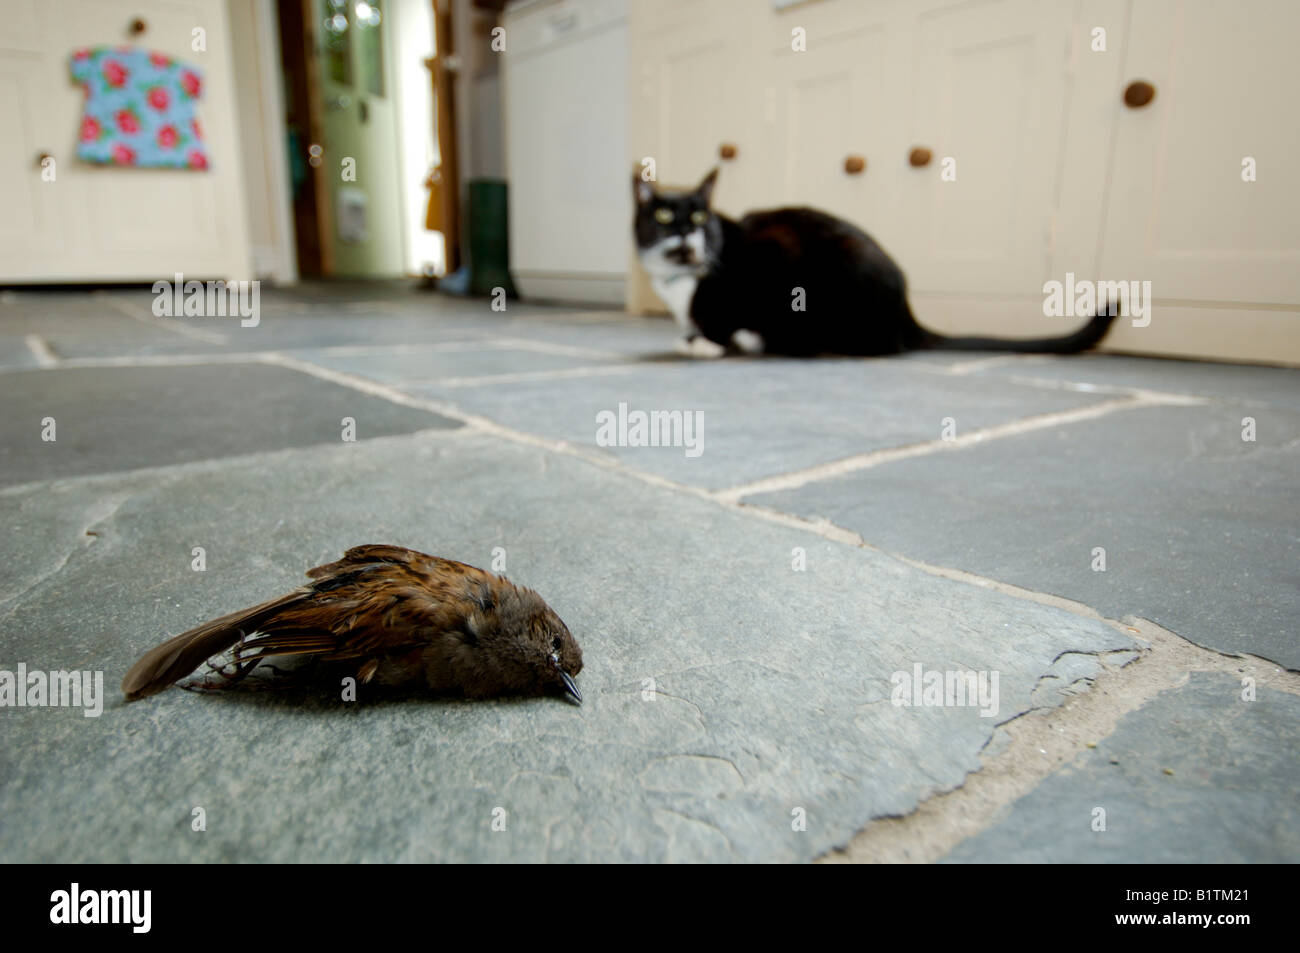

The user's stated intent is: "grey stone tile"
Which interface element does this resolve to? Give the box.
[942,672,1300,863]
[0,294,187,359]
[46,311,498,359]
[976,353,1300,411]
[296,345,616,385]
[493,312,682,358]
[755,404,1300,667]
[2,284,1293,863]
[412,359,1111,490]
[0,288,508,359]
[0,432,1134,862]
[0,364,459,486]
[889,350,1009,368]
[0,345,40,372]
[251,318,498,351]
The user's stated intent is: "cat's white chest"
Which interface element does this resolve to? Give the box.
[650,274,699,333]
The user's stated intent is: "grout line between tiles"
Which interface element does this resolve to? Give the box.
[23,334,59,367]
[98,293,230,345]
[820,616,1300,864]
[712,390,1205,503]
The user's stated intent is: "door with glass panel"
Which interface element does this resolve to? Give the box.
[314,0,404,276]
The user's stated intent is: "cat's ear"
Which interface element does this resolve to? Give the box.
[696,167,720,206]
[633,167,655,205]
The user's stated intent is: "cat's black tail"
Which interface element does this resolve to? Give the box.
[911,305,1117,355]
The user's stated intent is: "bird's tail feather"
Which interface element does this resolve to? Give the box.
[121,591,307,700]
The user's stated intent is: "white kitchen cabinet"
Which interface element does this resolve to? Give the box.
[0,0,251,283]
[626,0,1300,363]
[759,1,903,253]
[503,0,630,304]
[626,0,770,312]
[1098,0,1300,305]
[898,0,1073,297]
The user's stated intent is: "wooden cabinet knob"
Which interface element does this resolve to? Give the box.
[719,143,738,160]
[909,147,932,167]
[844,155,866,174]
[1123,80,1156,108]
[129,17,147,36]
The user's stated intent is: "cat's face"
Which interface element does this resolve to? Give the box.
[633,168,722,277]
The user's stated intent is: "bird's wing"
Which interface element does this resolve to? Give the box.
[121,590,310,699]
[305,543,421,578]
[124,546,483,699]
[240,548,481,661]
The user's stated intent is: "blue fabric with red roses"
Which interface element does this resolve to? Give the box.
[71,46,209,169]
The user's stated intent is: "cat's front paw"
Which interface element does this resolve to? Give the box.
[675,335,726,359]
[730,329,765,355]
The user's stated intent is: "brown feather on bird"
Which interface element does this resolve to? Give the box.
[121,545,584,705]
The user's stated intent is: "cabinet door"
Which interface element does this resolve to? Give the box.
[900,0,1073,296]
[628,0,762,214]
[627,0,762,310]
[0,1,71,268]
[1099,0,1300,304]
[759,3,907,254]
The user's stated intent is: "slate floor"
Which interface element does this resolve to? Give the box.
[1,283,1296,863]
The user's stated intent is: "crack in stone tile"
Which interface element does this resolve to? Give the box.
[0,488,136,620]
[820,617,1300,863]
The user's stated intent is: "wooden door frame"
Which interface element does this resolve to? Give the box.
[277,0,335,277]
[428,0,461,274]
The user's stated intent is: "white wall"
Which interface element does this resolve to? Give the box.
[391,0,444,275]
[226,0,296,283]
[453,0,505,184]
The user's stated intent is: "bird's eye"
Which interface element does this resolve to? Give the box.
[690,210,710,225]
[551,637,562,653]
[654,207,674,224]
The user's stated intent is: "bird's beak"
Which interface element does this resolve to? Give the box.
[550,651,582,705]
[558,669,582,705]
[551,655,582,705]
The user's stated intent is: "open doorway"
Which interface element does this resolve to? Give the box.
[271,0,450,280]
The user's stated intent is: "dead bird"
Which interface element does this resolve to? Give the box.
[121,545,583,704]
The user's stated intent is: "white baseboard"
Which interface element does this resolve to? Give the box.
[514,273,626,306]
[913,294,1300,366]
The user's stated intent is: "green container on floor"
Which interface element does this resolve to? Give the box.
[467,179,518,299]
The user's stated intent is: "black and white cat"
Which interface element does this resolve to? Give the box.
[634,168,1116,358]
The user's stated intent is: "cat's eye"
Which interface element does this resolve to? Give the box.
[654,207,674,224]
[690,210,710,225]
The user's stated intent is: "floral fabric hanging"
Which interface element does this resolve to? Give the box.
[71,46,210,169]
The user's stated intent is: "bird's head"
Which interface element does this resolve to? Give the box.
[529,605,584,705]
[464,583,584,705]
